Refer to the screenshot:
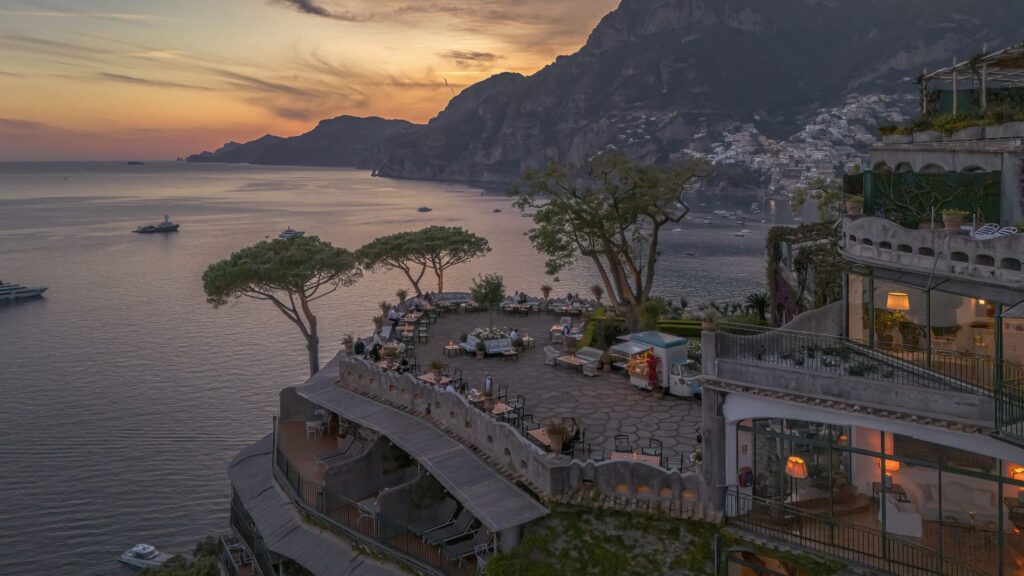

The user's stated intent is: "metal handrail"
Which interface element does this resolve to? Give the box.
[716,322,1024,397]
[726,489,991,576]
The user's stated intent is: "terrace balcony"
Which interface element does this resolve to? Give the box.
[842,216,1024,293]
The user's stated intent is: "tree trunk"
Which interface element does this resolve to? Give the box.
[436,270,445,293]
[306,334,320,376]
[621,304,640,333]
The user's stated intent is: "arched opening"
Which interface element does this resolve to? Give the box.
[962,165,987,173]
[860,238,874,247]
[1001,258,1022,271]
[951,251,969,263]
[896,244,913,253]
[879,241,893,250]
[895,162,913,173]
[872,161,891,172]
[920,163,946,174]
[976,254,995,267]
[919,247,935,257]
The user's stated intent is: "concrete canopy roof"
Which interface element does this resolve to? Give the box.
[297,358,548,533]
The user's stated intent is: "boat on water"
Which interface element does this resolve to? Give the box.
[119,544,171,569]
[133,215,179,234]
[417,207,432,213]
[278,227,305,239]
[0,282,48,302]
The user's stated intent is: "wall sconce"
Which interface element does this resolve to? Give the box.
[886,292,910,312]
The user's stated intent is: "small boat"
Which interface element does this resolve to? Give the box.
[418,207,432,213]
[493,208,502,213]
[0,282,48,302]
[133,215,179,234]
[126,161,145,166]
[119,544,171,569]
[278,227,305,239]
[521,212,534,217]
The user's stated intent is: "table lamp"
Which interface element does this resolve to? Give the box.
[886,292,910,312]
[786,455,807,501]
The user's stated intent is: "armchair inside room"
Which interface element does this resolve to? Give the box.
[880,494,923,538]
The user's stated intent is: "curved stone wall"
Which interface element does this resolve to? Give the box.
[335,356,718,522]
[842,216,1024,288]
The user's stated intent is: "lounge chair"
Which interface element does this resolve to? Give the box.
[996,226,1018,237]
[544,346,560,366]
[409,499,459,535]
[443,529,493,561]
[424,511,477,545]
[972,223,1000,239]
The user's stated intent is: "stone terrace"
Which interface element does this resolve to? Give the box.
[404,307,702,465]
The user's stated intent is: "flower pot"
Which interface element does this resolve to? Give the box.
[548,433,565,454]
[701,320,716,332]
[846,201,863,216]
[943,214,963,230]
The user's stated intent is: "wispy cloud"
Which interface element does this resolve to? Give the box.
[0,9,154,22]
[0,117,53,132]
[270,0,367,22]
[97,72,212,91]
[440,50,502,62]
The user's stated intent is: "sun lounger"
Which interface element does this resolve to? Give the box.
[409,499,459,535]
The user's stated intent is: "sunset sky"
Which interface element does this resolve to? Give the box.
[0,0,618,160]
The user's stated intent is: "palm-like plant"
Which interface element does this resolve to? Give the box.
[745,291,771,323]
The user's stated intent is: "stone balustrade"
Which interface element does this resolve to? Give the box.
[842,216,1024,288]
[336,356,719,522]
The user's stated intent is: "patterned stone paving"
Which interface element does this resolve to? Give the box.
[403,307,703,463]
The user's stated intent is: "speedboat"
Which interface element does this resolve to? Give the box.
[119,544,171,569]
[417,207,432,213]
[278,227,305,239]
[133,215,179,234]
[0,282,48,302]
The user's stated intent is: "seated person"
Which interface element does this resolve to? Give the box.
[368,343,382,362]
[353,339,366,357]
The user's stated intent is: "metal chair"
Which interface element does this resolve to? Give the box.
[590,447,606,462]
[520,414,541,434]
[497,384,508,403]
[417,326,429,344]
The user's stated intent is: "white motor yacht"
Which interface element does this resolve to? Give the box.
[119,544,171,569]
[0,282,48,302]
[278,227,305,239]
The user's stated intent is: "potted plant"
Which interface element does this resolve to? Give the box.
[540,284,553,311]
[429,359,445,381]
[545,420,570,454]
[700,309,720,332]
[475,340,486,359]
[846,195,864,216]
[942,209,969,230]
[341,334,354,354]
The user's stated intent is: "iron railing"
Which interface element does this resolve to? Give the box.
[715,323,1024,397]
[726,489,991,576]
[230,493,278,576]
[274,445,476,576]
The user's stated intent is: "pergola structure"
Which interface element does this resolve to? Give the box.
[920,42,1024,113]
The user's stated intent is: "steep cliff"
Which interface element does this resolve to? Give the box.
[374,0,1024,182]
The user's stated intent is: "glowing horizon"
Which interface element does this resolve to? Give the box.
[0,0,618,161]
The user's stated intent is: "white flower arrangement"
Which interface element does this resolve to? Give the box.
[471,327,508,340]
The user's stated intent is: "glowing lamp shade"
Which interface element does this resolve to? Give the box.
[785,456,808,479]
[1013,466,1024,481]
[886,292,911,312]
[877,459,901,474]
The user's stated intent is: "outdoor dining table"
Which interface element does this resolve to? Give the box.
[555,354,589,372]
[611,451,661,466]
[443,343,461,357]
[527,428,552,449]
[491,402,513,416]
[417,373,452,387]
[521,335,536,349]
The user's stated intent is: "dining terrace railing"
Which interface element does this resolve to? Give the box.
[726,489,991,576]
[714,322,1024,398]
[273,444,476,576]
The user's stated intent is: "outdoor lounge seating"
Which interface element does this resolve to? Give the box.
[459,335,513,356]
[443,529,493,561]
[971,223,1000,239]
[423,509,477,545]
[544,346,560,366]
[409,498,459,535]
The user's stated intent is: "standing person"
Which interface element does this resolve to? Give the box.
[387,307,400,330]
[562,322,572,351]
[483,373,494,397]
[509,328,519,342]
[566,292,574,306]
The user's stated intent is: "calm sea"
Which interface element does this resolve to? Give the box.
[0,162,803,575]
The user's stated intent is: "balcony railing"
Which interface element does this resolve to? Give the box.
[726,489,990,576]
[274,445,477,576]
[716,323,1017,397]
